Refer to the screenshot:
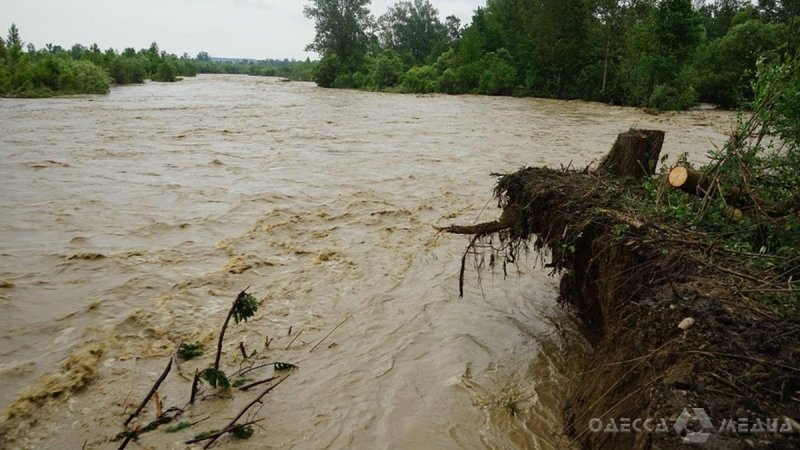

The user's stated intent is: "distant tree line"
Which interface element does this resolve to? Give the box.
[0,25,317,98]
[305,0,799,110]
[192,52,317,81]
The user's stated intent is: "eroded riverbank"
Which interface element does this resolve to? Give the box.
[0,75,733,448]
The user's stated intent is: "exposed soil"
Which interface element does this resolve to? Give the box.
[456,167,800,449]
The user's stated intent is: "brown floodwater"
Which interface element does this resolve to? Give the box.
[0,75,733,449]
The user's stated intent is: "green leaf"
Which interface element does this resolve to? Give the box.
[177,342,204,360]
[200,368,231,390]
[165,421,193,433]
[233,292,259,325]
[231,425,254,439]
[193,429,220,440]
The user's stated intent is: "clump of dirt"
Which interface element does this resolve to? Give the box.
[451,167,800,449]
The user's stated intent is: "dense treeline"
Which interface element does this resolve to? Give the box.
[193,52,317,81]
[0,25,317,98]
[305,0,799,110]
[0,25,198,97]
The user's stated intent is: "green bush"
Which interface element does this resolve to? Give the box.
[371,50,404,90]
[477,50,517,95]
[438,68,461,94]
[401,65,438,93]
[64,59,111,93]
[313,54,343,88]
[108,55,148,84]
[153,58,178,82]
[333,72,357,88]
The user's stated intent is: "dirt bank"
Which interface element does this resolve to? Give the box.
[448,166,800,449]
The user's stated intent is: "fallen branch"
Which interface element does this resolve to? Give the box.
[687,351,800,374]
[238,376,278,391]
[310,315,353,352]
[459,235,480,298]
[285,329,304,350]
[186,419,264,446]
[435,219,510,236]
[118,407,183,449]
[124,355,173,427]
[190,368,200,405]
[214,286,251,371]
[187,375,290,448]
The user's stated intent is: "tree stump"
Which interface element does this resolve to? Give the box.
[597,129,665,179]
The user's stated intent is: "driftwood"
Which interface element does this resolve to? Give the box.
[597,129,665,179]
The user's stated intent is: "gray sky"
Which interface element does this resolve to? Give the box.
[1,0,484,60]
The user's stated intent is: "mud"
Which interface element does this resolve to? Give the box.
[0,75,734,449]
[474,167,800,449]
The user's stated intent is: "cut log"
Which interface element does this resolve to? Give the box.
[668,166,787,218]
[668,166,712,196]
[597,129,665,179]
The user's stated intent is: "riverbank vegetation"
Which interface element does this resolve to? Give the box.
[305,0,798,110]
[0,25,316,98]
[439,55,800,448]
[637,54,800,311]
[192,52,316,81]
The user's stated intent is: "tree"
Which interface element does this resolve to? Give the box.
[153,57,178,82]
[371,50,404,89]
[655,0,704,63]
[7,23,23,64]
[589,0,631,93]
[694,19,782,107]
[698,0,751,39]
[529,0,590,97]
[444,15,462,42]
[304,0,373,66]
[477,49,517,95]
[378,0,447,65]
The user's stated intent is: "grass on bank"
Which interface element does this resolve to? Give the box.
[621,56,800,314]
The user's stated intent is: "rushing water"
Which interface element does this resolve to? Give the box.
[0,75,733,449]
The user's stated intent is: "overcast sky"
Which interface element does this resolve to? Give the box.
[1,0,485,60]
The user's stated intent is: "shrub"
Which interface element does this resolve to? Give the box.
[401,65,438,93]
[108,56,148,84]
[477,50,517,96]
[65,59,111,93]
[371,50,404,90]
[313,54,343,88]
[153,58,178,82]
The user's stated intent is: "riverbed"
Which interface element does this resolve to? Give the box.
[0,75,733,449]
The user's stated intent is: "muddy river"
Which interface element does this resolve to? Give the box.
[0,75,733,449]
